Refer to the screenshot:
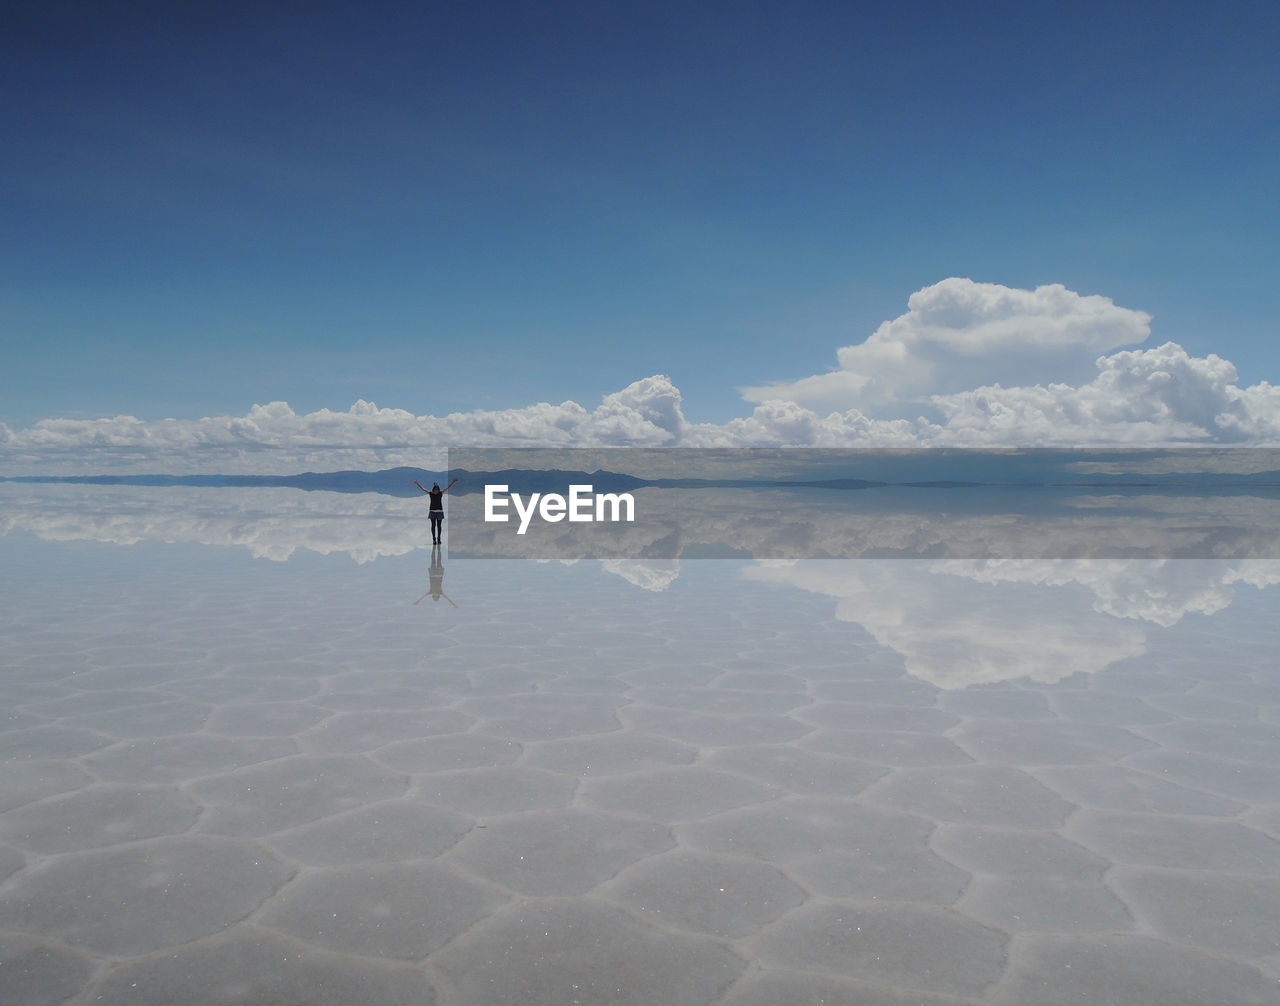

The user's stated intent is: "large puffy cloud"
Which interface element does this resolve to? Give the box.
[723,279,1278,447]
[741,278,1153,415]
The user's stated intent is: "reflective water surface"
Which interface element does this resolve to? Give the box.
[2,485,1278,1004]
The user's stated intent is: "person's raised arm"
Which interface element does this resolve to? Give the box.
[445,477,459,492]
[413,480,430,494]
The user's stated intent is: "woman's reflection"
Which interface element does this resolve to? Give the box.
[414,543,458,608]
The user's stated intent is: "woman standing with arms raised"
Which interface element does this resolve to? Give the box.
[414,477,458,545]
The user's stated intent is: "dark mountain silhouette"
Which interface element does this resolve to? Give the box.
[6,452,1280,496]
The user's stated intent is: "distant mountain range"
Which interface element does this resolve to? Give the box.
[6,457,1280,497]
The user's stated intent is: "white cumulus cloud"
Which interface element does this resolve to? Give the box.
[742,278,1153,415]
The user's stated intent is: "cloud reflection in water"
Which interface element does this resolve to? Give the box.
[3,482,1276,689]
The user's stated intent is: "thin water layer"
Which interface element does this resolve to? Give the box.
[1,488,1278,1005]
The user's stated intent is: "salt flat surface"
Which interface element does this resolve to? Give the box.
[1,507,1279,1005]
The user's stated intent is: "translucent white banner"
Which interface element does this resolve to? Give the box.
[445,448,1280,559]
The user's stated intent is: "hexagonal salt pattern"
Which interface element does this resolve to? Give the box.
[1,530,1278,1005]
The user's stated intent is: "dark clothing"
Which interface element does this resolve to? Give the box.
[427,485,446,543]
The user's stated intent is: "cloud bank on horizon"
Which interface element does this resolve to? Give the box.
[4,278,1278,474]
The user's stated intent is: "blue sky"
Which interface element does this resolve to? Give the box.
[2,1,1278,462]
